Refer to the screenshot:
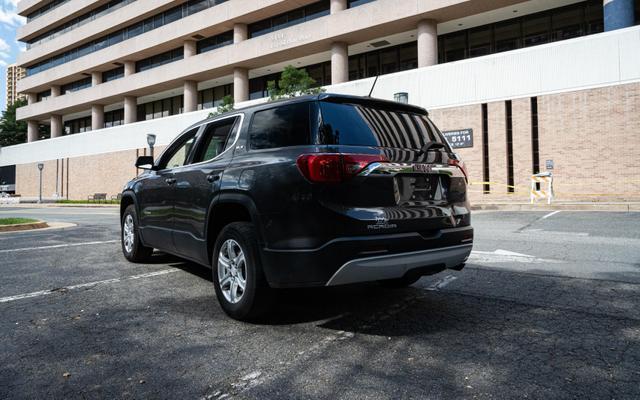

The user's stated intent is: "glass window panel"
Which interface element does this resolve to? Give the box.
[249,103,311,149]
[288,9,305,26]
[153,101,162,119]
[145,103,153,120]
[272,14,288,30]
[398,43,417,70]
[523,15,550,47]
[494,20,521,53]
[162,131,197,169]
[192,118,238,162]
[380,48,398,74]
[443,32,467,62]
[366,52,379,77]
[553,7,583,40]
[468,27,492,57]
[305,1,330,21]
[162,99,171,117]
[348,56,363,80]
[173,96,183,115]
[127,22,143,38]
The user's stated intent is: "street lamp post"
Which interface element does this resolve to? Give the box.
[147,134,156,158]
[37,163,44,204]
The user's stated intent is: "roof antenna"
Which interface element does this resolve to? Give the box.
[367,75,379,98]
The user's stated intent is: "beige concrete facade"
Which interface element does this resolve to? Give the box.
[15,0,521,124]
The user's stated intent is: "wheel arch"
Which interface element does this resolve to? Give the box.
[205,192,264,265]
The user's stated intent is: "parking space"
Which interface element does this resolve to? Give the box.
[0,207,639,399]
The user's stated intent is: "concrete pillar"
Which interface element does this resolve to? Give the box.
[92,105,104,130]
[91,71,102,86]
[604,0,635,31]
[184,80,198,112]
[50,85,61,98]
[233,67,249,103]
[50,115,63,138]
[27,93,37,105]
[234,23,248,43]
[417,19,438,68]
[184,40,197,58]
[124,96,137,124]
[330,0,347,14]
[331,42,348,84]
[27,121,39,142]
[124,61,136,77]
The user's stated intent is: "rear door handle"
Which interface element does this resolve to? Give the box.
[207,174,220,183]
[165,178,176,185]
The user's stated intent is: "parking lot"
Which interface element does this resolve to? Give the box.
[0,206,639,399]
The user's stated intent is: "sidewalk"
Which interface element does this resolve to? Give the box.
[0,202,119,208]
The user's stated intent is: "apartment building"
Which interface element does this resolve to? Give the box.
[2,0,639,201]
[5,64,26,107]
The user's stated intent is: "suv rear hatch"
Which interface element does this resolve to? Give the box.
[297,96,470,237]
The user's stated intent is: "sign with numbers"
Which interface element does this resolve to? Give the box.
[442,129,473,149]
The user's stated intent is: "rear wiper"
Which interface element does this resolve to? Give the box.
[416,141,446,156]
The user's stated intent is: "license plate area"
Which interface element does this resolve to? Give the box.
[395,174,445,203]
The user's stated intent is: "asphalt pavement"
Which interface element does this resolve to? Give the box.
[0,206,639,399]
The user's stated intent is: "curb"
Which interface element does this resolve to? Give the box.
[0,221,49,232]
[470,203,640,212]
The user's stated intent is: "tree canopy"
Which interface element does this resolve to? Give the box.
[0,99,27,146]
[267,65,325,100]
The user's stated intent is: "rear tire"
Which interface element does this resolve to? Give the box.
[379,275,421,288]
[212,222,273,321]
[121,205,153,262]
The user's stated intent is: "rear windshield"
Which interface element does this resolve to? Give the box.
[319,102,448,150]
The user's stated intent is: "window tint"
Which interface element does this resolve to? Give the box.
[249,103,311,150]
[161,129,198,169]
[319,102,445,150]
[192,118,238,163]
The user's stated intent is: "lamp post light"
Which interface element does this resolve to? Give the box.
[147,134,157,158]
[37,163,44,204]
[394,92,409,104]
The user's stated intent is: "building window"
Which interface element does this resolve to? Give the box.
[26,0,70,21]
[136,48,184,73]
[197,84,233,110]
[61,77,92,95]
[248,0,329,38]
[104,109,124,128]
[196,31,233,54]
[348,0,376,8]
[137,95,184,121]
[25,0,229,76]
[37,90,51,102]
[64,116,92,135]
[437,0,604,64]
[102,66,124,83]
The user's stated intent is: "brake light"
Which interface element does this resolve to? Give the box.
[297,153,387,183]
[448,158,469,183]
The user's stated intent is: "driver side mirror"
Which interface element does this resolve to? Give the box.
[135,156,156,170]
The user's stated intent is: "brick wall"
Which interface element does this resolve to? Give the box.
[431,81,640,202]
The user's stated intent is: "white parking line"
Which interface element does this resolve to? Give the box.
[425,275,458,291]
[0,240,118,254]
[0,269,178,303]
[541,210,562,220]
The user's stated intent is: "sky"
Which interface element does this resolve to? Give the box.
[0,0,26,112]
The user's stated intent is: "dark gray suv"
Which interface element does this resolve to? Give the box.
[121,94,473,320]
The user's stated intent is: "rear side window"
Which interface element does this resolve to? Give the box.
[249,103,311,150]
[319,102,446,150]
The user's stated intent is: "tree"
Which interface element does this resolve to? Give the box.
[267,65,325,100]
[208,95,235,118]
[0,99,27,146]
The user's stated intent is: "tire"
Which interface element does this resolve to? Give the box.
[121,204,154,262]
[379,275,421,288]
[212,222,273,321]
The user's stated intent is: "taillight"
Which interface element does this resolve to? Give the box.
[448,158,469,183]
[296,153,387,183]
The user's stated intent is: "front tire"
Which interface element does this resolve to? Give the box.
[212,222,273,321]
[121,205,153,262]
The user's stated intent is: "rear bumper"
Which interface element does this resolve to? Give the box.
[260,226,473,288]
[325,244,472,286]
